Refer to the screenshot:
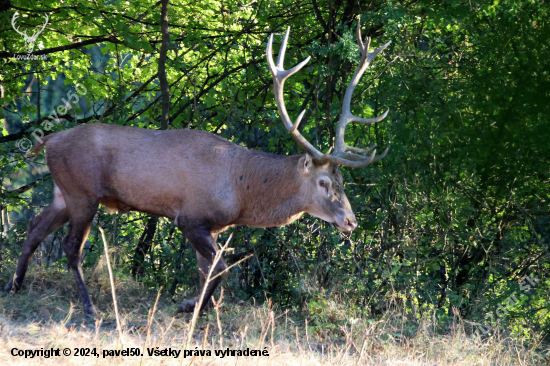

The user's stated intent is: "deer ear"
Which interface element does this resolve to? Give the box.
[298,154,313,176]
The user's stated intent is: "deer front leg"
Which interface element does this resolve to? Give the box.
[177,252,214,313]
[177,225,226,313]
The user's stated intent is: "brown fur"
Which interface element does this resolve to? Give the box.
[6,123,358,316]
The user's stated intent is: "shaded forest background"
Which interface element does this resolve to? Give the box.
[0,0,548,345]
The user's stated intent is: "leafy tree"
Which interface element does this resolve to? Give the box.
[0,0,548,344]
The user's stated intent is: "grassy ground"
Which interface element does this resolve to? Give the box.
[0,264,548,365]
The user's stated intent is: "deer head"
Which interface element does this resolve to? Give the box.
[11,12,49,54]
[267,19,391,168]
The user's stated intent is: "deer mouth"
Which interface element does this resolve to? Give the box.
[335,216,358,232]
[336,225,354,232]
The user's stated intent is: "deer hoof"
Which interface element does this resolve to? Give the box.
[84,304,98,318]
[4,278,16,293]
[177,298,198,313]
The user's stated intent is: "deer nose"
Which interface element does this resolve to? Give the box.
[344,216,357,231]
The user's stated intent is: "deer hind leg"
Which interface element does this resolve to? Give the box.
[5,186,69,292]
[177,226,227,313]
[60,200,99,317]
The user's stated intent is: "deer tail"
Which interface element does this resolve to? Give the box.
[33,134,54,156]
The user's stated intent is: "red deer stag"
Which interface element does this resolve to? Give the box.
[5,21,390,316]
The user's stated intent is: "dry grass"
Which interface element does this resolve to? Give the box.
[0,264,547,365]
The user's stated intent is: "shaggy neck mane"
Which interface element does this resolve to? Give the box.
[233,151,306,227]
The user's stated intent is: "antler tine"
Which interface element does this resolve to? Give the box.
[349,108,389,124]
[266,34,277,75]
[356,19,371,56]
[277,27,290,69]
[328,146,390,168]
[267,28,329,161]
[328,18,390,168]
[367,40,391,63]
[346,144,376,154]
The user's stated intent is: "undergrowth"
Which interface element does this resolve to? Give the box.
[1,264,548,365]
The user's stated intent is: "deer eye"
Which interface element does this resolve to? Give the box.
[319,180,328,188]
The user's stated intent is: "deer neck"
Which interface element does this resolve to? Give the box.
[234,152,306,228]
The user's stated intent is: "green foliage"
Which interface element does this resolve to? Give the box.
[0,0,548,350]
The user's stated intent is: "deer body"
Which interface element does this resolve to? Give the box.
[5,123,353,315]
[6,21,390,316]
[46,123,314,231]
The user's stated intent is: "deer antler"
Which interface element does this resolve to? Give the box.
[267,19,390,167]
[266,27,333,162]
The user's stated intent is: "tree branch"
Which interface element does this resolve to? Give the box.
[311,0,329,36]
[0,36,127,58]
[170,60,260,122]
